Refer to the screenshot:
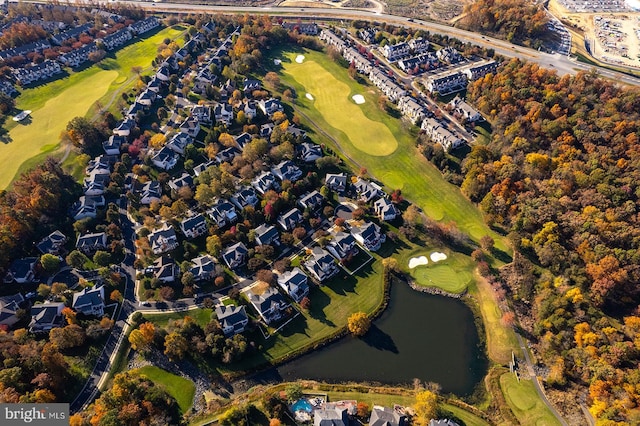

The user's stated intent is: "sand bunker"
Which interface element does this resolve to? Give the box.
[295,55,305,63]
[430,252,448,262]
[408,256,428,269]
[305,93,314,100]
[273,59,282,65]
[352,94,365,104]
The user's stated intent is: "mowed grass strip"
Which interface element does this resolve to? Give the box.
[134,365,195,414]
[290,59,397,156]
[499,373,561,426]
[0,70,117,189]
[397,245,474,294]
[280,49,508,253]
[143,308,213,329]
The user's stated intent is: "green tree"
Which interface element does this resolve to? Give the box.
[40,254,61,274]
[66,250,89,270]
[92,250,111,267]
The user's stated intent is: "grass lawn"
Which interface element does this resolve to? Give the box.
[144,308,213,329]
[1,26,185,189]
[499,373,561,426]
[134,365,195,414]
[278,48,509,255]
[469,272,518,365]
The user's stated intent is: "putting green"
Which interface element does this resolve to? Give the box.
[284,56,398,156]
[0,70,117,189]
[500,373,561,425]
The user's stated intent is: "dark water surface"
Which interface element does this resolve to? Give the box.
[277,281,487,395]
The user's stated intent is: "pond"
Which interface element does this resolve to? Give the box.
[276,280,487,395]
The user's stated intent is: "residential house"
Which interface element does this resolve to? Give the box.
[189,255,218,282]
[260,123,275,138]
[369,69,407,102]
[369,406,407,426]
[51,22,93,45]
[202,21,216,33]
[29,302,65,334]
[247,286,290,325]
[222,242,248,269]
[354,178,384,203]
[0,39,51,61]
[72,285,105,317]
[149,255,179,283]
[193,68,217,95]
[398,96,427,125]
[374,197,398,221]
[126,101,145,119]
[147,76,162,93]
[254,224,280,246]
[281,22,319,35]
[231,187,259,210]
[0,294,26,328]
[319,29,347,51]
[436,46,463,64]
[113,117,136,137]
[463,60,497,81]
[298,190,324,211]
[101,28,132,50]
[304,247,340,283]
[215,304,249,336]
[102,134,125,155]
[207,200,238,228]
[327,232,359,263]
[58,42,98,68]
[242,78,261,93]
[351,221,386,252]
[166,132,193,155]
[129,17,160,35]
[151,146,179,171]
[299,142,323,163]
[258,98,284,116]
[179,116,200,138]
[193,160,215,177]
[425,71,467,95]
[314,406,348,426]
[382,41,410,62]
[343,46,373,74]
[180,213,207,239]
[13,60,63,86]
[449,96,482,123]
[4,257,38,284]
[0,80,17,97]
[271,160,302,182]
[155,63,171,82]
[429,420,460,426]
[148,224,179,255]
[408,37,430,54]
[325,172,347,194]
[168,172,194,194]
[213,102,234,125]
[242,99,258,121]
[76,232,107,255]
[397,53,439,74]
[136,89,157,107]
[215,146,241,165]
[191,105,212,125]
[277,267,309,303]
[234,132,253,149]
[133,180,162,205]
[36,230,67,255]
[358,27,378,44]
[71,199,97,221]
[252,171,279,195]
[421,117,464,151]
[277,208,304,231]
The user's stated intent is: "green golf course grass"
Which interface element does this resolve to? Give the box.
[279,49,509,255]
[500,373,561,426]
[134,365,195,414]
[143,308,213,329]
[1,26,185,189]
[398,246,474,294]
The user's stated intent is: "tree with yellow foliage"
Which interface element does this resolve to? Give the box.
[413,390,438,426]
[347,312,370,337]
[149,133,166,149]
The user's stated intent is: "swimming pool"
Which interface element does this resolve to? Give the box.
[291,398,313,413]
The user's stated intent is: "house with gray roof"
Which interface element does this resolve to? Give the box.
[103,134,125,155]
[148,255,179,283]
[374,197,398,221]
[37,230,67,255]
[354,178,384,203]
[189,255,218,282]
[215,304,248,336]
[325,172,348,194]
[277,208,304,231]
[168,172,194,194]
[314,406,348,426]
[231,187,259,210]
[277,267,309,303]
[252,171,280,195]
[298,190,324,211]
[429,420,460,426]
[180,213,208,239]
[128,17,160,35]
[421,117,464,152]
[76,232,107,255]
[72,285,105,317]
[151,146,179,171]
[255,224,280,246]
[369,406,407,426]
[167,132,193,155]
[304,247,340,283]
[351,222,386,252]
[148,224,179,255]
[272,160,303,182]
[398,96,427,125]
[215,146,241,165]
[327,232,359,262]
[222,242,248,269]
[133,180,162,205]
[179,116,200,138]
[299,142,323,163]
[247,286,290,325]
[0,293,26,328]
[449,96,482,123]
[258,98,284,116]
[29,302,64,334]
[207,200,238,228]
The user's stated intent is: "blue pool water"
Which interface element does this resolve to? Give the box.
[291,399,313,413]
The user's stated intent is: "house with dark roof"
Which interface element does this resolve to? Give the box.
[151,145,179,171]
[100,28,132,50]
[37,230,67,255]
[222,242,248,269]
[148,224,179,254]
[213,102,234,125]
[76,232,107,255]
[71,200,97,221]
[327,232,359,262]
[51,22,93,45]
[13,60,63,86]
[180,213,208,239]
[128,16,160,35]
[260,123,275,138]
[282,22,319,35]
[381,41,410,62]
[242,78,261,93]
[277,208,304,231]
[258,98,284,116]
[247,286,290,325]
[72,285,105,317]
[103,134,125,155]
[215,304,248,336]
[166,132,193,156]
[207,200,238,228]
[113,117,136,137]
[252,171,279,195]
[299,190,324,211]
[29,302,64,334]
[231,187,259,210]
[299,142,323,163]
[354,178,384,203]
[58,42,98,68]
[242,99,257,120]
[374,198,398,221]
[271,160,302,182]
[149,255,179,283]
[189,255,218,282]
[286,125,307,140]
[0,294,26,328]
[463,60,497,81]
[193,160,215,177]
[215,146,241,165]
[325,172,348,194]
[179,116,200,138]
[191,105,212,124]
[304,247,340,283]
[133,180,162,205]
[351,222,386,252]
[255,224,280,246]
[234,132,253,149]
[277,267,309,303]
[168,172,194,194]
[314,406,348,426]
[369,406,407,426]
